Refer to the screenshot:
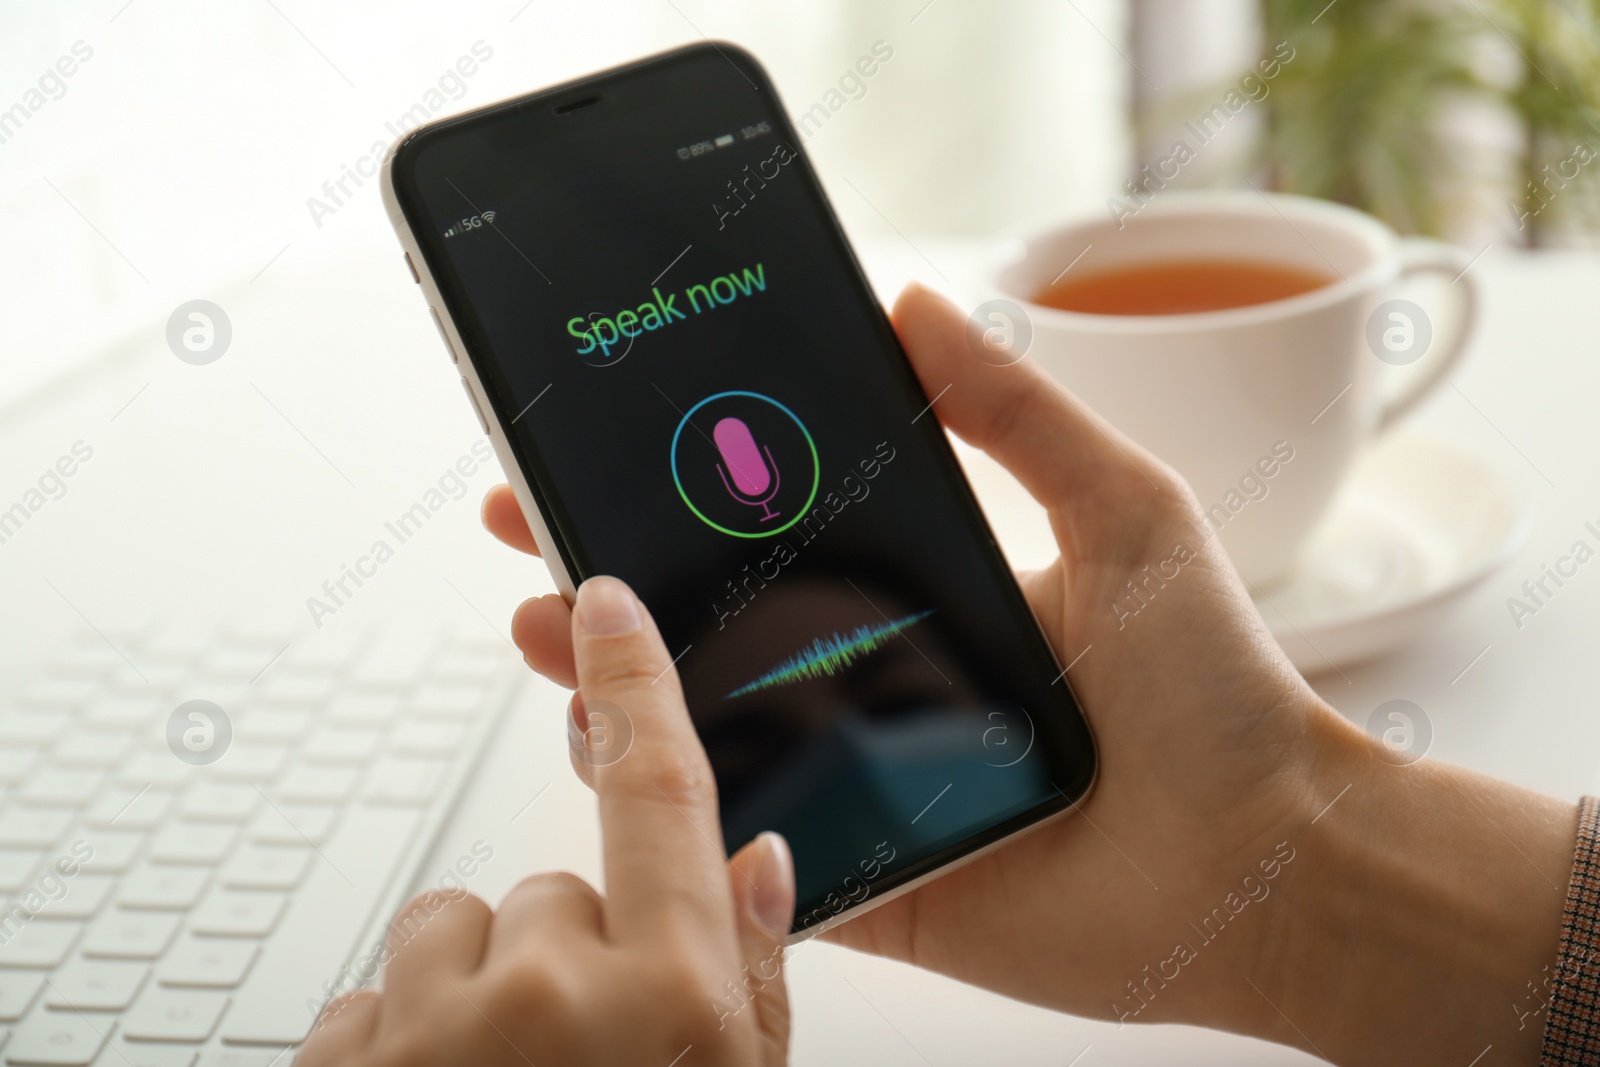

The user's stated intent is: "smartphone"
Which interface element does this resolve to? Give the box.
[382,42,1096,937]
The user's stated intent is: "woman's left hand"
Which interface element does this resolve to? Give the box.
[295,576,795,1067]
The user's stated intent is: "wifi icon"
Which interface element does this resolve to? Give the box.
[481,210,497,224]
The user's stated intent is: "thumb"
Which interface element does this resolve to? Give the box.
[726,832,794,1064]
[892,282,1176,519]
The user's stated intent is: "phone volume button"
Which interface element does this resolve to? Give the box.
[461,378,490,435]
[429,307,460,364]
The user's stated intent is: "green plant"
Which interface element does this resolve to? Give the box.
[1489,0,1600,243]
[1245,0,1600,243]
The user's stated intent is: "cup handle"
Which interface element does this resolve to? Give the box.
[1376,237,1482,433]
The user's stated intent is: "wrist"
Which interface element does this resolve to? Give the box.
[1264,704,1574,1065]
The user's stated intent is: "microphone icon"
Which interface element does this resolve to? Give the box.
[713,416,782,522]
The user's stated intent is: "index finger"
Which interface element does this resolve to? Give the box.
[481,484,542,556]
[569,576,739,947]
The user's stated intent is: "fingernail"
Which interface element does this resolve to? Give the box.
[748,832,795,938]
[575,576,641,636]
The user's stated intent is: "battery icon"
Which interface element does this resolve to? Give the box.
[714,134,735,147]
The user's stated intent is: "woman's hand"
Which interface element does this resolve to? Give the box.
[296,577,795,1067]
[480,282,1332,1033]
[479,284,1574,1065]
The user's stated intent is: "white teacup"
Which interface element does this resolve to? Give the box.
[990,192,1480,588]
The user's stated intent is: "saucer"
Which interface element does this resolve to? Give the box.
[1250,433,1533,674]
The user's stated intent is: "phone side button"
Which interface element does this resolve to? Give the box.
[429,307,460,363]
[404,252,420,283]
[461,378,490,435]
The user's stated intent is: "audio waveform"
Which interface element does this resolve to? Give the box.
[724,609,936,700]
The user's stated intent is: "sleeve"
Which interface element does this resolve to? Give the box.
[1542,795,1600,1065]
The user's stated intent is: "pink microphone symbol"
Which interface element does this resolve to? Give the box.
[713,416,782,522]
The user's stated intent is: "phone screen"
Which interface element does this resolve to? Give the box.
[390,44,1094,930]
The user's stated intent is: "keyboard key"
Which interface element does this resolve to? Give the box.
[0,854,40,895]
[50,735,132,770]
[158,939,257,989]
[252,676,335,706]
[230,712,309,746]
[219,848,310,892]
[0,713,71,746]
[206,749,287,785]
[82,911,179,960]
[44,644,122,678]
[272,766,355,805]
[391,721,465,755]
[84,696,161,731]
[84,789,173,832]
[19,676,99,709]
[148,825,236,867]
[3,1011,109,1063]
[118,868,209,912]
[192,648,268,686]
[121,988,228,1043]
[190,892,285,938]
[44,960,148,1011]
[129,662,189,691]
[73,831,144,875]
[408,682,488,719]
[244,806,335,847]
[0,752,41,787]
[362,760,445,805]
[0,973,43,1021]
[222,807,418,1045]
[29,876,113,920]
[302,728,380,764]
[177,785,257,825]
[90,1041,195,1066]
[19,770,103,809]
[0,809,73,849]
[323,694,397,727]
[113,754,190,791]
[0,922,80,969]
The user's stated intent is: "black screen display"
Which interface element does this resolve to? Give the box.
[390,44,1095,931]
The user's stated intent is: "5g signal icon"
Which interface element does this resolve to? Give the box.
[444,210,497,239]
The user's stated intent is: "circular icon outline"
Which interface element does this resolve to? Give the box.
[980,702,1036,768]
[966,298,1033,368]
[166,699,232,766]
[1366,298,1432,367]
[670,391,819,539]
[1365,698,1432,766]
[569,697,635,768]
[579,310,636,368]
[166,299,232,366]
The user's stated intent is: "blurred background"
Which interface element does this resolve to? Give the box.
[6,0,1598,405]
[3,4,1598,1064]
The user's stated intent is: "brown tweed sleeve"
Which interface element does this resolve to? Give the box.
[1542,795,1600,1065]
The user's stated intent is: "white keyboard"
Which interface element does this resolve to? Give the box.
[0,623,522,1066]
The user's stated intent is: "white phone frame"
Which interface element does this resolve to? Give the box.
[380,151,579,600]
